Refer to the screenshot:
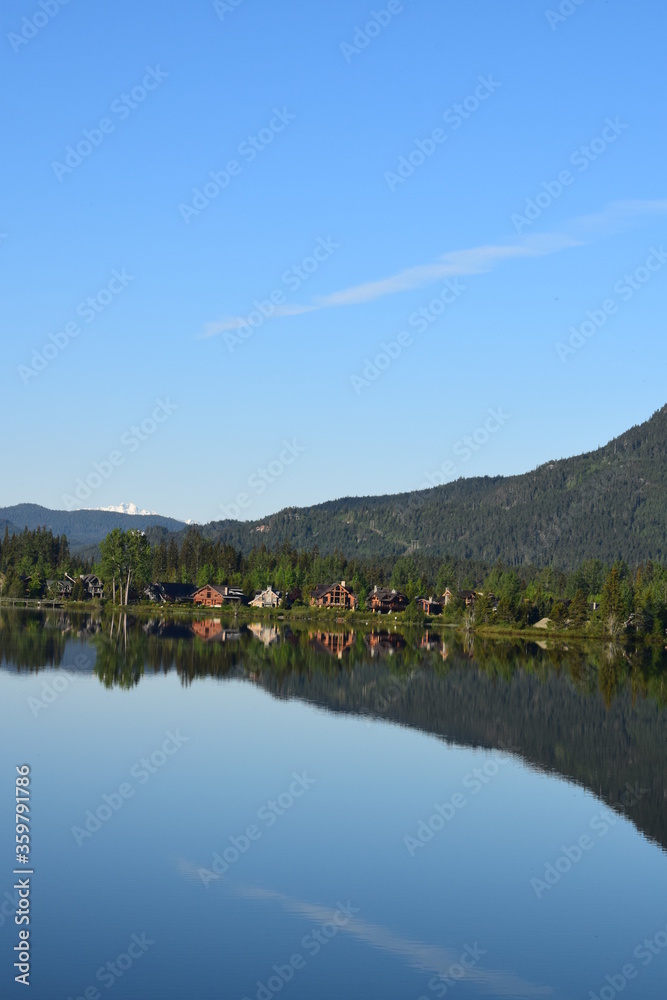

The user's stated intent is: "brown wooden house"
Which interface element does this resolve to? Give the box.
[310,581,358,610]
[367,586,408,614]
[192,584,246,608]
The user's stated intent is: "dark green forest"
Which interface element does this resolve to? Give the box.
[5,521,667,638]
[150,403,667,568]
[3,405,667,571]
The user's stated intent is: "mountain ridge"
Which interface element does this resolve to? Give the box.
[178,403,667,569]
[0,503,185,550]
[4,404,667,568]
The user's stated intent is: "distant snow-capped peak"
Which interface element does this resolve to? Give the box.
[93,503,159,516]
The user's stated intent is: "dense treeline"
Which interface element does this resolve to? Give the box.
[146,528,667,636]
[6,524,667,639]
[0,526,87,598]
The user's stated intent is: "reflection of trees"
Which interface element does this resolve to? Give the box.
[92,614,147,689]
[2,609,667,849]
[0,609,68,670]
[2,610,666,714]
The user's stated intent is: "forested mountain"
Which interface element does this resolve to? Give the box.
[5,405,667,569]
[171,404,667,569]
[0,504,185,550]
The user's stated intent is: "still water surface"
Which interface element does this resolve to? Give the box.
[1,611,666,999]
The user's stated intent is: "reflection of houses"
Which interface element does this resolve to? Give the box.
[420,632,449,660]
[142,619,194,639]
[248,623,280,647]
[250,586,282,609]
[310,581,358,610]
[309,631,356,659]
[192,584,246,608]
[365,631,406,657]
[144,582,197,604]
[416,596,442,615]
[191,619,224,641]
[191,619,242,643]
[367,586,408,614]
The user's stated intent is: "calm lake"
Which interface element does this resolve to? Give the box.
[1,610,666,999]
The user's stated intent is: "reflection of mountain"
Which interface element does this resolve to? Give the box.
[1,610,666,852]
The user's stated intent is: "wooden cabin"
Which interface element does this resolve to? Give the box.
[192,584,246,608]
[367,586,408,614]
[416,596,443,615]
[310,581,358,610]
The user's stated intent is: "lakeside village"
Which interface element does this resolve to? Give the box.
[44,576,456,618]
[11,571,624,640]
[3,526,665,638]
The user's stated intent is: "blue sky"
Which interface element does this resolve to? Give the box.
[1,0,666,524]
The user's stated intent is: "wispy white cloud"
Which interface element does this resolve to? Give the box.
[566,198,667,238]
[310,233,579,309]
[202,200,667,338]
[232,884,553,997]
[202,302,316,339]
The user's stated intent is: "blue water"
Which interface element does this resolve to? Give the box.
[1,616,666,999]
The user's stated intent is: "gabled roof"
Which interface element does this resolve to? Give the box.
[194,584,245,598]
[311,582,355,597]
[370,587,406,602]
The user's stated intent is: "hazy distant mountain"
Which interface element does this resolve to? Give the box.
[0,504,185,550]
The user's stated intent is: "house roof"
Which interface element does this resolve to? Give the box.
[194,584,245,599]
[159,583,197,599]
[311,582,356,597]
[370,587,406,602]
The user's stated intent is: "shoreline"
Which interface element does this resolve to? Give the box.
[3,598,662,646]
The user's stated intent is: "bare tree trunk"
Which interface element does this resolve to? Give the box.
[112,576,116,605]
[124,568,131,606]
